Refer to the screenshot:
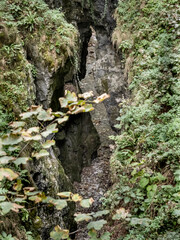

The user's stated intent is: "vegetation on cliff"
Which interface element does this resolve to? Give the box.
[0,0,78,131]
[103,0,180,239]
[0,90,110,239]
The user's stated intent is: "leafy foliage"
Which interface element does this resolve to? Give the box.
[0,91,110,239]
[0,0,78,131]
[103,0,180,239]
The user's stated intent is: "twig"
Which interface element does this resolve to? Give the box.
[17,142,30,157]
[69,228,84,235]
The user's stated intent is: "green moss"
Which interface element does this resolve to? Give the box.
[0,0,79,131]
[101,78,109,93]
[33,216,43,229]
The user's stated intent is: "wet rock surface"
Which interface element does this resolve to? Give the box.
[74,147,111,239]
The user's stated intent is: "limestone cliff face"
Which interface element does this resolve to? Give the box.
[45,0,129,143]
[1,1,129,238]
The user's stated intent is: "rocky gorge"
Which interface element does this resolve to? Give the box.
[0,0,128,239]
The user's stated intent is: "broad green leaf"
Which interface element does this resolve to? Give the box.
[14,157,30,166]
[0,156,15,164]
[57,116,69,124]
[0,201,13,214]
[27,127,40,134]
[72,194,83,202]
[37,109,54,121]
[42,140,55,149]
[22,132,42,141]
[88,229,98,239]
[70,107,85,114]
[14,198,26,203]
[0,196,6,201]
[80,198,94,208]
[139,177,149,188]
[101,232,111,240]
[147,184,157,198]
[52,112,65,117]
[20,105,42,119]
[173,209,180,217]
[2,134,23,145]
[50,226,69,240]
[93,210,109,218]
[29,195,42,203]
[0,150,6,157]
[9,121,25,129]
[20,111,38,119]
[0,188,8,194]
[130,217,151,226]
[57,192,72,198]
[0,168,18,181]
[25,191,40,196]
[87,220,107,231]
[174,170,180,182]
[32,150,49,159]
[50,199,67,210]
[8,146,19,152]
[93,93,110,103]
[41,123,58,137]
[0,202,23,214]
[59,98,69,108]
[65,91,77,102]
[74,213,92,222]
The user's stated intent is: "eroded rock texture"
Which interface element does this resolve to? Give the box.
[24,1,129,238]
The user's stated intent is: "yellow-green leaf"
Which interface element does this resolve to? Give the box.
[57,192,72,198]
[13,179,23,191]
[59,98,69,108]
[0,150,6,157]
[52,112,65,117]
[72,194,83,202]
[37,109,54,121]
[49,199,67,210]
[50,226,69,240]
[14,157,30,166]
[32,150,49,159]
[65,91,78,102]
[57,116,69,124]
[80,198,94,208]
[42,140,55,149]
[2,134,23,145]
[0,168,18,181]
[93,210,109,218]
[20,105,42,119]
[74,213,92,222]
[87,219,107,230]
[0,156,15,164]
[9,121,25,129]
[29,195,42,203]
[27,127,40,134]
[41,123,58,138]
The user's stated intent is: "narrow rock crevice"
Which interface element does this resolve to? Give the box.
[29,0,129,238]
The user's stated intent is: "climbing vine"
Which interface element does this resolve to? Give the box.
[0,91,111,239]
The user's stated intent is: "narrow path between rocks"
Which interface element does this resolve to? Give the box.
[74,147,111,240]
